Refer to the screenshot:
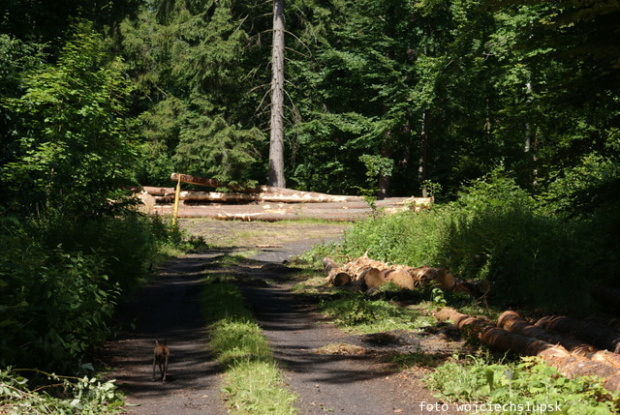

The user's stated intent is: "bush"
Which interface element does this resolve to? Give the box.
[339,171,608,312]
[0,212,179,371]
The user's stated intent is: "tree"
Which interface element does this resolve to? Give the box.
[1,23,138,215]
[121,0,269,186]
[268,0,286,188]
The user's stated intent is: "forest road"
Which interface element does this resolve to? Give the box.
[100,221,460,414]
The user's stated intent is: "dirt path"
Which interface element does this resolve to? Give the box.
[99,252,227,415]
[101,220,461,414]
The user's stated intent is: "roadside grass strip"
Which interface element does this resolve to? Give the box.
[203,277,298,414]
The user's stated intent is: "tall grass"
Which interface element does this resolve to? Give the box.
[338,174,615,313]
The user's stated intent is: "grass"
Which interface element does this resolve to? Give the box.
[424,355,620,415]
[318,289,435,333]
[180,218,350,249]
[202,276,298,414]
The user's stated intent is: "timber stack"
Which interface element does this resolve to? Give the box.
[322,251,490,297]
[134,173,433,221]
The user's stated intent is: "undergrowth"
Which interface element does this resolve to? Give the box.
[0,368,123,414]
[329,172,618,313]
[424,355,620,415]
[319,290,433,333]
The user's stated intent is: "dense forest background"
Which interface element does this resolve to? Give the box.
[2,0,619,199]
[1,0,620,373]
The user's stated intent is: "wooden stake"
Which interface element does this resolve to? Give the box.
[172,176,181,227]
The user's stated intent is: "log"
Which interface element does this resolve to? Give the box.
[452,279,491,298]
[363,268,387,289]
[382,269,415,290]
[498,311,595,356]
[535,315,620,353]
[408,266,456,290]
[170,173,364,203]
[435,307,620,392]
[322,255,464,293]
[170,173,228,189]
[141,186,176,196]
[153,204,367,221]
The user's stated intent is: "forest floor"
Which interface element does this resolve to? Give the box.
[100,219,468,415]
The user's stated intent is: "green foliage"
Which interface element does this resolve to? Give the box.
[210,321,272,368]
[0,212,182,371]
[0,368,124,414]
[121,0,268,185]
[2,23,138,215]
[0,230,119,369]
[425,356,619,415]
[341,209,444,265]
[203,280,254,325]
[222,360,297,415]
[340,172,613,312]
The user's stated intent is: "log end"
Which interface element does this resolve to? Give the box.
[383,269,415,290]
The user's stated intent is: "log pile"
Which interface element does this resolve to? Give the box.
[435,307,620,392]
[322,252,490,297]
[134,173,433,221]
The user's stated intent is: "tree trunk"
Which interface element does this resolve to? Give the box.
[418,109,431,197]
[268,0,286,188]
[499,311,620,368]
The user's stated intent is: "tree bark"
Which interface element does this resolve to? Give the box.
[535,315,620,353]
[268,0,286,188]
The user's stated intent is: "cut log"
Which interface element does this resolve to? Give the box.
[435,307,620,392]
[142,186,176,196]
[324,255,475,292]
[498,311,596,355]
[535,315,620,353]
[135,191,156,214]
[383,269,415,290]
[363,268,387,289]
[171,173,224,188]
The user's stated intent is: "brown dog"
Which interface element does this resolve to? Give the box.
[152,340,170,383]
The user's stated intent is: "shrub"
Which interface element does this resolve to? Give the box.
[0,212,180,371]
[339,171,606,312]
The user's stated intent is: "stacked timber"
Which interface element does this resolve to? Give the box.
[435,307,620,392]
[322,252,489,297]
[135,173,433,221]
